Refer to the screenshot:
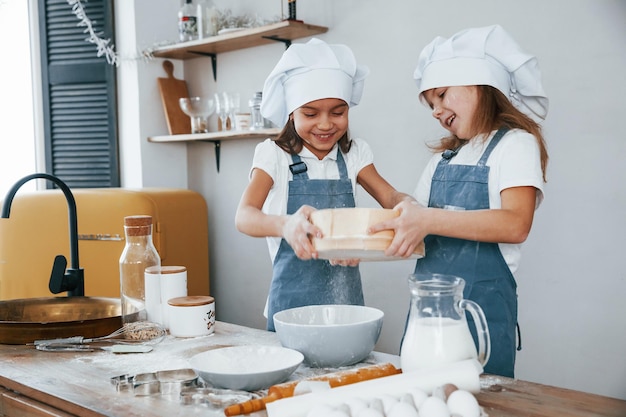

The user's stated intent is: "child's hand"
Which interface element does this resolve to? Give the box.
[282,205,321,260]
[368,200,429,258]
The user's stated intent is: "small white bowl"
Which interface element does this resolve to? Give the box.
[188,345,303,391]
[273,304,384,368]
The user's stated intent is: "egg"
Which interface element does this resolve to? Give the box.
[433,383,459,401]
[378,394,400,415]
[432,385,447,401]
[406,388,428,409]
[387,401,419,417]
[443,384,459,399]
[307,404,337,417]
[419,396,451,417]
[356,408,384,417]
[368,398,385,414]
[398,392,416,407]
[446,390,481,417]
[327,410,351,417]
[344,397,369,416]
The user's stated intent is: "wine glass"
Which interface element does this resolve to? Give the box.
[214,92,231,131]
[179,97,215,133]
[228,92,241,130]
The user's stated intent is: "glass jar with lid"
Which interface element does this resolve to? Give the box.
[119,215,161,324]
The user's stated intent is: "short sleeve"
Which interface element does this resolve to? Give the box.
[349,137,375,175]
[414,153,441,206]
[489,130,545,208]
[251,138,282,181]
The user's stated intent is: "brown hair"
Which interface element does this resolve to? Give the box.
[428,86,548,182]
[273,118,353,155]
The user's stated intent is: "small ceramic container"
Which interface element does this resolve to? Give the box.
[159,266,188,329]
[167,295,215,337]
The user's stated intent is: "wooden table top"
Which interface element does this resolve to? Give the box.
[0,321,624,417]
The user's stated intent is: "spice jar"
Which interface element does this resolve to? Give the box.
[119,215,161,324]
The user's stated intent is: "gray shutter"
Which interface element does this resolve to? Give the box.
[39,0,119,188]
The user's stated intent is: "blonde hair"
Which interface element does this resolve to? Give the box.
[428,86,548,182]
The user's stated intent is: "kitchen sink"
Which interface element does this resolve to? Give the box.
[0,296,122,344]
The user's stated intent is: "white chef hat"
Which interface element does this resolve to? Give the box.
[414,25,548,120]
[261,38,369,127]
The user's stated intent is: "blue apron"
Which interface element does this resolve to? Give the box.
[266,150,364,331]
[413,128,519,377]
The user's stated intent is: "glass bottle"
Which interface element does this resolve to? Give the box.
[288,0,297,20]
[119,215,161,324]
[248,91,264,130]
[197,0,218,39]
[178,0,197,42]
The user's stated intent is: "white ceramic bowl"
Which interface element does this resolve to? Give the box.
[188,345,303,391]
[273,304,384,368]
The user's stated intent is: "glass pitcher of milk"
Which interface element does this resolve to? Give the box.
[400,273,490,372]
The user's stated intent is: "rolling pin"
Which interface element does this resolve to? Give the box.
[224,362,401,416]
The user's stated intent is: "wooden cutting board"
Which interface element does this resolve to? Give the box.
[157,60,190,135]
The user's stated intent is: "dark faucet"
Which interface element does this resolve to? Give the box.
[1,173,84,296]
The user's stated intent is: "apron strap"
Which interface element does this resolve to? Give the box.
[289,154,308,179]
[438,127,510,167]
[336,150,349,180]
[477,127,509,166]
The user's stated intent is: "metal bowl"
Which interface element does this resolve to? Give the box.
[0,296,122,344]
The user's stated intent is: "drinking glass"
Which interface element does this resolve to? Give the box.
[214,92,231,131]
[179,97,215,133]
[228,92,241,130]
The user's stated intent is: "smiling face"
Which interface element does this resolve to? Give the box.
[422,86,480,139]
[291,98,349,160]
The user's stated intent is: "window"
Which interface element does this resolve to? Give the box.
[0,0,37,195]
[38,0,119,188]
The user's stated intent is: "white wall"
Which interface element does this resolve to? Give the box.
[118,0,626,400]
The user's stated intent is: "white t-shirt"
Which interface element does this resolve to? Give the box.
[413,129,545,274]
[251,137,375,262]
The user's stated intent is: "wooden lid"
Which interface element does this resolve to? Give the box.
[124,215,153,226]
[168,295,214,307]
[124,215,153,236]
[145,265,186,275]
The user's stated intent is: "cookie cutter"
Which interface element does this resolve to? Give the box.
[156,369,198,395]
[110,369,198,397]
[133,372,160,396]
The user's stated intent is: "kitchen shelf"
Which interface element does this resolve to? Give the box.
[148,128,280,143]
[151,20,327,80]
[150,20,329,60]
[148,128,281,172]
